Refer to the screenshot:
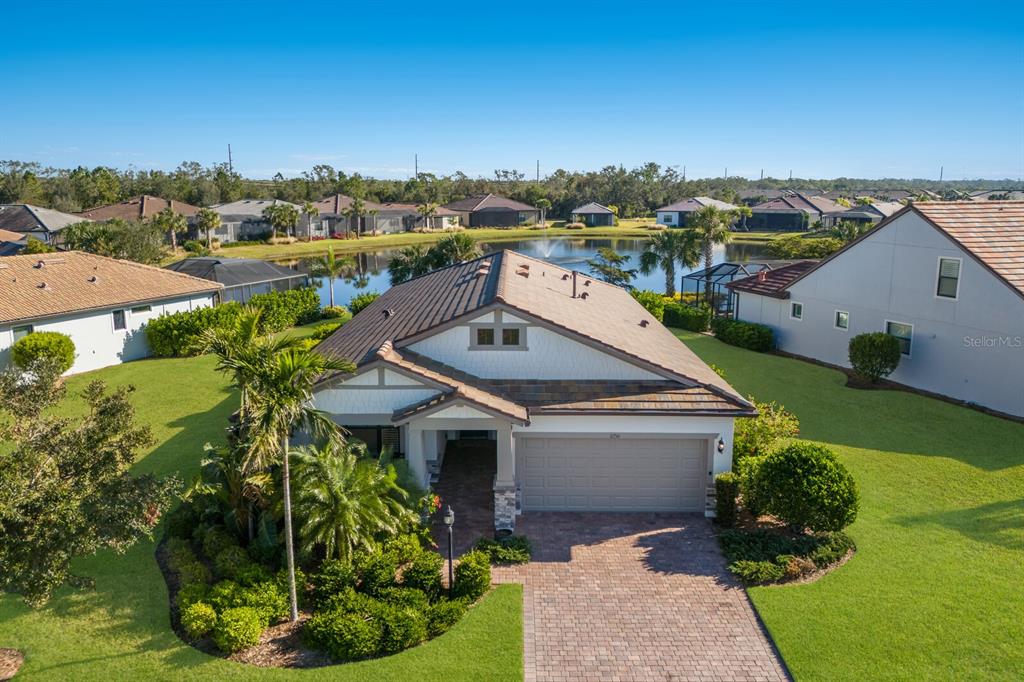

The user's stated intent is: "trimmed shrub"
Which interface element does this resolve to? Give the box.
[738,455,768,518]
[312,560,358,606]
[145,302,243,357]
[425,598,468,638]
[711,318,774,352]
[473,536,532,565]
[756,443,859,532]
[10,331,76,373]
[401,550,443,600]
[202,527,238,561]
[729,559,786,584]
[181,601,218,639]
[733,400,800,466]
[384,534,423,566]
[275,567,308,608]
[358,552,399,596]
[377,604,428,654]
[238,581,289,625]
[175,581,210,610]
[714,472,740,527]
[663,302,712,332]
[165,538,197,571]
[320,305,349,319]
[176,560,213,587]
[164,503,199,540]
[312,321,342,340]
[235,563,273,587]
[214,545,253,580]
[630,289,666,321]
[183,240,210,255]
[249,287,321,332]
[212,606,264,653]
[348,291,380,315]
[207,580,244,612]
[377,587,430,612]
[808,532,855,567]
[306,610,383,662]
[452,551,491,602]
[848,332,901,383]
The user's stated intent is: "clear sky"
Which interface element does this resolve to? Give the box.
[3,1,1023,181]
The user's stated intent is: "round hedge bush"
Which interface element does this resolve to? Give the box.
[377,586,429,612]
[213,545,253,580]
[305,610,382,661]
[202,527,238,560]
[756,442,859,532]
[425,598,467,637]
[848,332,901,383]
[238,581,289,626]
[312,559,357,606]
[377,604,428,654]
[181,601,218,639]
[452,550,491,602]
[212,606,264,653]
[207,580,243,612]
[175,581,210,610]
[358,551,399,596]
[401,550,443,599]
[383,534,423,565]
[320,305,349,319]
[11,331,75,373]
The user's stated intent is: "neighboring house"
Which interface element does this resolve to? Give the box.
[165,256,309,303]
[727,201,1024,418]
[0,251,221,374]
[314,194,390,236]
[378,203,462,231]
[0,204,87,245]
[207,199,305,243]
[76,195,201,222]
[656,197,739,227]
[736,189,793,206]
[824,201,904,226]
[818,188,919,203]
[443,194,540,227]
[571,202,615,226]
[969,189,1024,201]
[0,228,27,256]
[313,250,754,531]
[746,193,844,231]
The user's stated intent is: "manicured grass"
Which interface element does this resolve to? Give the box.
[674,330,1024,681]
[0,350,523,681]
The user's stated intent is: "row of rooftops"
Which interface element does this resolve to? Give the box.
[654,194,904,220]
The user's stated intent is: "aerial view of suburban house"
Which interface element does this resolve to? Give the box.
[656,197,739,227]
[571,202,616,226]
[165,256,308,303]
[75,194,201,222]
[727,201,1024,418]
[313,250,754,531]
[745,193,844,230]
[825,200,904,226]
[208,199,306,242]
[0,251,221,374]
[0,203,87,245]
[442,194,540,227]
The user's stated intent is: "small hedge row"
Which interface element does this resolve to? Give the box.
[711,317,774,352]
[664,302,712,331]
[472,535,532,565]
[719,529,855,584]
[629,290,666,322]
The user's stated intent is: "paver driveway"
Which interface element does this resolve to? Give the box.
[493,513,788,682]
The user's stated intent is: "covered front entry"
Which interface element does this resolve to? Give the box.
[517,436,707,512]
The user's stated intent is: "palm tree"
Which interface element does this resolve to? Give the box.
[416,202,439,230]
[388,244,433,285]
[688,205,747,301]
[292,442,417,562]
[342,198,366,238]
[195,208,221,250]
[187,443,274,539]
[430,232,481,267]
[638,229,699,297]
[302,201,320,241]
[263,202,300,239]
[309,246,353,308]
[242,348,356,621]
[150,207,186,253]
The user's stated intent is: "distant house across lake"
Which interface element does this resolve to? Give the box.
[443,194,540,227]
[571,202,615,226]
[656,197,738,227]
[76,195,200,222]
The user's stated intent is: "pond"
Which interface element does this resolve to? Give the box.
[278,237,770,308]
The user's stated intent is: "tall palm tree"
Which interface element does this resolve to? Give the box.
[388,244,434,285]
[150,207,186,253]
[309,246,353,308]
[302,201,320,241]
[263,203,300,239]
[195,207,221,250]
[242,348,355,621]
[342,198,366,238]
[431,231,481,267]
[688,205,747,301]
[292,442,416,562]
[535,198,552,227]
[416,202,439,230]
[638,229,699,297]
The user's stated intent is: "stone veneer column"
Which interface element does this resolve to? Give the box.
[493,425,516,532]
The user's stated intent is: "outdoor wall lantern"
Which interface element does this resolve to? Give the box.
[717,437,726,453]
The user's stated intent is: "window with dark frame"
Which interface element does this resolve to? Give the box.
[131,305,152,314]
[475,327,495,346]
[502,328,520,346]
[790,302,803,319]
[112,309,127,331]
[936,258,960,298]
[12,324,33,342]
[835,310,849,329]
[886,321,913,356]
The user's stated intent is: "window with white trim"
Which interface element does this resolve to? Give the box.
[12,324,33,342]
[790,302,803,320]
[662,213,674,223]
[936,257,961,299]
[112,310,127,331]
[835,310,849,330]
[886,320,913,356]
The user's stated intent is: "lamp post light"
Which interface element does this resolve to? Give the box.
[443,505,455,597]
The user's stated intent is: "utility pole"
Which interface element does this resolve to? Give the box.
[724,167,728,179]
[760,169,764,180]
[682,165,686,182]
[536,160,540,182]
[789,169,793,182]
[415,153,418,179]
[939,165,944,182]
[227,144,233,173]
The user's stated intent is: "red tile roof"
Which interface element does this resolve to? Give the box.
[726,261,818,299]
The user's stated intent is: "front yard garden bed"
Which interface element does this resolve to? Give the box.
[718,522,855,585]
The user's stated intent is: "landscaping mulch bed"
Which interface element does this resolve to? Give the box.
[227,614,332,669]
[0,648,23,681]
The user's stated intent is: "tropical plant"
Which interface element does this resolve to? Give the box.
[688,204,748,300]
[638,228,700,296]
[263,202,300,239]
[291,441,417,562]
[430,232,481,267]
[309,246,353,308]
[348,291,381,315]
[416,202,438,229]
[586,246,637,288]
[150,207,187,253]
[195,208,221,250]
[22,236,55,253]
[187,443,274,541]
[342,197,367,238]
[302,201,320,241]
[388,244,434,285]
[831,220,872,243]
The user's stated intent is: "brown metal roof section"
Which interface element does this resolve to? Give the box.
[0,251,223,324]
[726,260,818,299]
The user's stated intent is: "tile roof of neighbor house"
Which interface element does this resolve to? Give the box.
[443,194,538,212]
[825,201,904,220]
[375,202,461,216]
[210,199,299,217]
[76,195,201,221]
[657,197,739,212]
[751,194,842,214]
[313,194,387,215]
[572,202,615,214]
[0,228,24,242]
[725,260,818,299]
[0,251,223,325]
[0,204,88,234]
[316,250,752,413]
[165,256,307,288]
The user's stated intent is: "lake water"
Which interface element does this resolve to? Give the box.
[279,237,769,308]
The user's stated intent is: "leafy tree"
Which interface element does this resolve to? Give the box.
[23,236,55,253]
[149,207,187,253]
[195,207,221,249]
[11,331,75,374]
[62,219,165,264]
[292,441,416,562]
[302,201,320,241]
[535,198,551,226]
[263,202,300,239]
[0,360,178,606]
[586,246,637,288]
[388,245,435,285]
[733,400,801,465]
[309,246,353,308]
[638,229,699,296]
[430,232,481,267]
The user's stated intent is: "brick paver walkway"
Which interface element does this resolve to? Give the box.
[493,513,789,682]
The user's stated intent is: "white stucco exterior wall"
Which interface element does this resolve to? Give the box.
[0,294,216,375]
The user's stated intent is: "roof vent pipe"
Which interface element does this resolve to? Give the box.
[757,270,767,282]
[572,270,577,298]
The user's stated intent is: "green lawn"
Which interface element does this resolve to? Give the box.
[0,346,523,681]
[675,331,1024,681]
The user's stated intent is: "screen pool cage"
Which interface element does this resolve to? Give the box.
[681,261,786,316]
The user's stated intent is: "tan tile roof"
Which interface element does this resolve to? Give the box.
[0,251,222,324]
[76,195,201,221]
[726,261,818,299]
[0,229,23,242]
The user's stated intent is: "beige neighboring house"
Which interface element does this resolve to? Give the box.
[0,251,221,374]
[824,201,903,226]
[314,250,754,531]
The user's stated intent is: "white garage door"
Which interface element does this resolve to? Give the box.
[517,436,707,512]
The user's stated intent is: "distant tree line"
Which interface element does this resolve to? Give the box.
[2,160,1020,220]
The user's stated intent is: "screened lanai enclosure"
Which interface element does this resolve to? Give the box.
[681,261,796,316]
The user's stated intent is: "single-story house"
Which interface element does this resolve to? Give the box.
[313,194,395,236]
[969,189,1024,201]
[746,193,844,231]
[443,194,540,227]
[0,204,87,245]
[76,195,201,222]
[824,201,904,226]
[571,202,615,226]
[207,199,313,243]
[0,251,221,374]
[313,250,754,531]
[727,201,1024,418]
[376,203,462,232]
[656,197,739,227]
[165,256,309,303]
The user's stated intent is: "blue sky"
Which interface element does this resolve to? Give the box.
[2,1,1023,180]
